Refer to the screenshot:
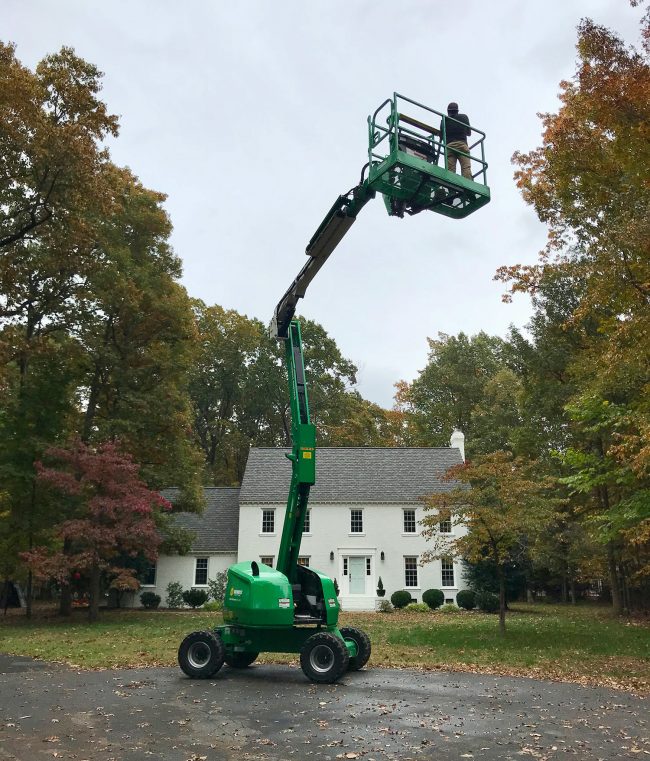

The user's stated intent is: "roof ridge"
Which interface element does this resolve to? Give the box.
[248,446,457,451]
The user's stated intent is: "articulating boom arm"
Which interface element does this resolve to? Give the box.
[272,178,373,582]
[270,180,374,340]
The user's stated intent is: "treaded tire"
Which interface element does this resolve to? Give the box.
[224,651,258,668]
[178,630,225,679]
[339,626,371,671]
[300,632,349,684]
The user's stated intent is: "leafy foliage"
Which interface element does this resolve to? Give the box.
[455,590,476,610]
[422,588,445,610]
[390,590,412,609]
[182,588,208,609]
[140,592,161,609]
[165,581,184,609]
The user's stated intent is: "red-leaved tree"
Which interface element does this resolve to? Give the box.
[22,440,171,621]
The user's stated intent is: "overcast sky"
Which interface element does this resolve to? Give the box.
[5,1,643,407]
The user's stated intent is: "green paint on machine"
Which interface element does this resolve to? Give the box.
[178,93,489,683]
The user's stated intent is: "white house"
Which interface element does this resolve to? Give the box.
[136,433,469,611]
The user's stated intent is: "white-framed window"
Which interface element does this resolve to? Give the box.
[194,558,209,586]
[366,557,371,576]
[441,558,455,587]
[350,509,363,534]
[142,563,156,586]
[343,557,348,576]
[404,556,418,588]
[439,518,452,534]
[260,556,274,567]
[261,509,275,534]
[303,509,311,533]
[403,509,416,534]
[297,557,310,567]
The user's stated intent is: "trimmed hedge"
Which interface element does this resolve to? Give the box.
[456,589,476,610]
[390,590,412,609]
[182,588,209,609]
[140,591,161,609]
[476,590,499,613]
[422,588,444,610]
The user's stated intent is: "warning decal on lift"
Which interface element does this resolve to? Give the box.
[278,598,291,608]
[328,598,337,607]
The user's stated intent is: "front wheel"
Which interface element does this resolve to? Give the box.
[300,632,349,684]
[339,626,371,671]
[224,651,258,668]
[178,630,225,678]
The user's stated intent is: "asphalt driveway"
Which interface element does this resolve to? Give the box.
[0,653,647,760]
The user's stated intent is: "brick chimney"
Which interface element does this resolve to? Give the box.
[450,429,465,462]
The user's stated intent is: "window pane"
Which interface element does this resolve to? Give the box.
[142,563,156,586]
[403,509,416,533]
[404,556,418,587]
[441,559,455,587]
[303,509,310,533]
[262,510,275,533]
[260,556,274,566]
[439,519,452,533]
[343,557,348,576]
[195,558,208,585]
[297,557,310,567]
[350,509,363,533]
[366,557,371,575]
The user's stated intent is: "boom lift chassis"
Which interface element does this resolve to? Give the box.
[178,93,490,683]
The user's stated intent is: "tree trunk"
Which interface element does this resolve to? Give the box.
[25,570,33,619]
[59,538,73,616]
[498,573,506,636]
[561,574,568,604]
[59,585,72,617]
[88,564,101,623]
[526,586,534,604]
[607,542,623,615]
[569,576,577,605]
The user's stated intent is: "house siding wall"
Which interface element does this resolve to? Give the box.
[126,552,236,608]
[238,502,468,611]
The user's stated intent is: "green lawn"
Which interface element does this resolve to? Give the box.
[0,603,648,693]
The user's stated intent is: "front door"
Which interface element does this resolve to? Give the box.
[348,557,366,595]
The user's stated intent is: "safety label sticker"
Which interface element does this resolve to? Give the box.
[278,598,291,608]
[328,598,337,607]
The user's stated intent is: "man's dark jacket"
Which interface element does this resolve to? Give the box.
[441,112,471,143]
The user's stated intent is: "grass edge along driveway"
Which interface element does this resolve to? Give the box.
[0,603,648,694]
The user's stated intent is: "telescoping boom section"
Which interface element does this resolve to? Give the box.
[177,93,489,685]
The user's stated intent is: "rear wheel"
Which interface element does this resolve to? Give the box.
[300,632,349,684]
[224,651,258,668]
[178,630,225,679]
[339,626,371,671]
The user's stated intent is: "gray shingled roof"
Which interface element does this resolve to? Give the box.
[240,447,463,504]
[162,487,240,553]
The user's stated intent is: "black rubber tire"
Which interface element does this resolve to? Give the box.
[300,632,349,684]
[224,651,258,668]
[178,630,225,679]
[339,626,371,671]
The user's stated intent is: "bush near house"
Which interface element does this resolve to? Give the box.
[422,588,445,610]
[440,603,461,614]
[477,591,500,613]
[182,589,209,609]
[390,590,412,609]
[139,592,161,609]
[456,590,476,610]
[165,582,184,609]
[405,602,430,613]
[378,599,393,613]
[207,572,228,603]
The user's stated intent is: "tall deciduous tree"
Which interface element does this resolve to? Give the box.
[23,441,171,622]
[421,451,556,634]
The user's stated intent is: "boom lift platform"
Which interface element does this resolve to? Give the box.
[178,93,490,684]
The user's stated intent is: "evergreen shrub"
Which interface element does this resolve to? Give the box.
[456,590,476,610]
[390,590,412,609]
[139,592,161,609]
[422,588,445,610]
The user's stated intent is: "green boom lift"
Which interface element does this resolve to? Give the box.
[178,93,490,683]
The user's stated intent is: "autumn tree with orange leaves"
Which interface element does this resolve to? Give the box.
[496,4,650,611]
